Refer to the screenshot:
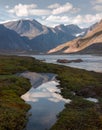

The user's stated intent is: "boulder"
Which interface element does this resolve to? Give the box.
[72,59,83,63]
[57,59,83,63]
[75,86,96,98]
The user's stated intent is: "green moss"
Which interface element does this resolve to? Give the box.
[51,98,102,130]
[0,55,102,130]
[0,74,31,130]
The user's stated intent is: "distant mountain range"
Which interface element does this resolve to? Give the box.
[0,19,87,52]
[48,20,102,54]
[0,19,101,54]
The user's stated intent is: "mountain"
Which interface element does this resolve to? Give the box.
[48,20,102,54]
[3,19,87,52]
[4,19,48,39]
[55,24,87,37]
[0,24,29,51]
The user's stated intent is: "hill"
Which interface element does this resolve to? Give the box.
[48,20,102,54]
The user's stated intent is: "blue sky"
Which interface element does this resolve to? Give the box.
[0,0,102,27]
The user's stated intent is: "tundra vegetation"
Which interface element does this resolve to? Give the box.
[0,55,102,130]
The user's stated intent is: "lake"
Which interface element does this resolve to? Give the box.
[32,54,102,72]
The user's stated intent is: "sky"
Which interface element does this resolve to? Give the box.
[0,0,102,27]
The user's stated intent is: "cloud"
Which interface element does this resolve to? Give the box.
[46,15,70,23]
[48,2,80,15]
[8,3,37,17]
[5,5,9,9]
[7,2,80,18]
[93,5,102,11]
[42,13,102,27]
[52,2,73,15]
[8,3,50,17]
[0,8,17,23]
[71,8,80,13]
[4,2,102,28]
[48,3,60,9]
[71,14,102,25]
[29,9,50,16]
[93,0,102,3]
[92,0,102,11]
[21,80,71,103]
[51,2,80,15]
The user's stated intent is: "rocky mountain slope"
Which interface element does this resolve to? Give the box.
[0,24,29,51]
[48,20,102,54]
[55,24,86,37]
[3,19,86,52]
[4,19,48,39]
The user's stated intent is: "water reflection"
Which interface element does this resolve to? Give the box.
[22,81,70,103]
[22,81,71,130]
[26,99,65,130]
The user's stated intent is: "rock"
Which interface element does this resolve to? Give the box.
[72,59,83,63]
[57,59,70,63]
[75,87,96,98]
[57,59,83,63]
[39,59,46,62]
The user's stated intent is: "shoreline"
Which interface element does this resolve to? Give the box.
[20,72,56,88]
[20,71,71,104]
[20,71,71,130]
[0,55,102,130]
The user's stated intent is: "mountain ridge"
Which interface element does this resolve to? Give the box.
[48,20,102,54]
[3,19,87,52]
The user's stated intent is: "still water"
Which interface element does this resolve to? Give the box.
[21,73,71,130]
[32,54,102,72]
[22,54,102,130]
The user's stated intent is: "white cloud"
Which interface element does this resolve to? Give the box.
[8,3,50,17]
[0,19,19,24]
[48,2,80,15]
[48,3,60,9]
[8,3,37,17]
[21,80,71,103]
[6,2,80,21]
[71,8,80,13]
[5,5,9,9]
[94,0,102,3]
[42,13,102,27]
[72,15,83,24]
[5,2,102,28]
[93,5,102,11]
[46,15,70,23]
[92,0,102,11]
[52,2,73,15]
[71,13,102,26]
[29,9,50,16]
